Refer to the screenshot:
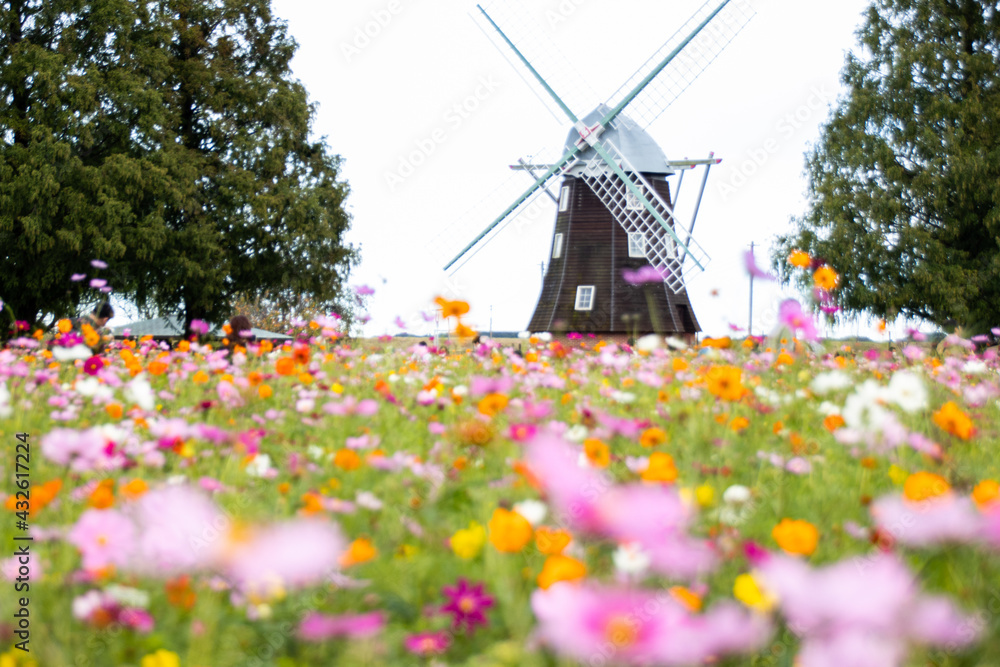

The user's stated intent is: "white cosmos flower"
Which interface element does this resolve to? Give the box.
[722,485,752,505]
[636,334,661,352]
[245,453,273,478]
[565,424,589,443]
[842,380,892,431]
[513,499,547,526]
[53,344,92,362]
[105,584,150,609]
[0,382,12,418]
[810,371,853,394]
[885,370,928,413]
[612,542,651,576]
[124,374,155,411]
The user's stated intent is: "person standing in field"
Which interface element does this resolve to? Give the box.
[71,302,115,354]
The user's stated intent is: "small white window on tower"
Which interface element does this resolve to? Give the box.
[552,233,564,259]
[559,185,570,212]
[626,190,643,211]
[575,285,595,311]
[628,233,646,258]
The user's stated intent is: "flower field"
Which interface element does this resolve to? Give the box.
[3,306,1000,666]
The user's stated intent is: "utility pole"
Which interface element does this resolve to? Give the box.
[748,241,755,337]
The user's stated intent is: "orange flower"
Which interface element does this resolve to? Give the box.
[434,296,470,319]
[300,491,325,515]
[639,427,667,448]
[165,575,197,610]
[772,518,819,556]
[903,472,950,503]
[788,250,811,268]
[823,414,845,432]
[972,480,1000,510]
[535,526,572,555]
[147,360,168,376]
[120,478,148,500]
[641,452,678,484]
[669,586,703,612]
[488,508,533,553]
[292,345,311,365]
[584,438,611,468]
[706,365,745,402]
[454,322,477,339]
[192,370,209,384]
[6,479,62,517]
[537,554,587,590]
[340,538,378,567]
[258,384,273,399]
[813,266,839,291]
[455,419,493,446]
[730,416,750,432]
[333,449,362,471]
[477,393,509,417]
[671,358,689,372]
[932,401,974,440]
[275,357,296,376]
[88,480,116,509]
[105,403,124,420]
[700,336,732,349]
[57,318,73,334]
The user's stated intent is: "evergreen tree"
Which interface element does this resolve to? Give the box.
[776,0,1000,332]
[0,0,357,331]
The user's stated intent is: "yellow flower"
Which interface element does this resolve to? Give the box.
[694,484,715,508]
[812,265,839,291]
[771,518,819,556]
[888,464,909,486]
[733,573,775,612]
[140,650,181,667]
[488,508,533,553]
[450,521,487,560]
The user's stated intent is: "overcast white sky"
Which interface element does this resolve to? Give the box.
[263,0,892,339]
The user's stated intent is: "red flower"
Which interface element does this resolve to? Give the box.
[83,356,104,376]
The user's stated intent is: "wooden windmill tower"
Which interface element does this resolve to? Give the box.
[443,0,755,340]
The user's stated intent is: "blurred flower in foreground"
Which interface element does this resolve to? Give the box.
[532,582,770,665]
[758,553,979,667]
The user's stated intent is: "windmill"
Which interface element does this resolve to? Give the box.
[442,0,755,341]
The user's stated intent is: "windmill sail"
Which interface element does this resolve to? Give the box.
[604,0,755,128]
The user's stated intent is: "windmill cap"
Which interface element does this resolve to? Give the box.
[564,104,674,176]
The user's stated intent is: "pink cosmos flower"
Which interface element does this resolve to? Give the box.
[189,319,210,335]
[744,249,775,280]
[324,396,379,417]
[758,553,978,667]
[532,582,770,665]
[441,579,494,634]
[778,299,819,341]
[224,519,345,594]
[67,509,136,571]
[525,434,716,578]
[90,259,108,269]
[41,427,115,472]
[128,485,226,575]
[404,631,450,656]
[71,273,87,281]
[623,265,666,285]
[353,284,375,296]
[89,278,107,288]
[469,375,515,397]
[870,493,983,547]
[120,608,154,633]
[298,611,385,641]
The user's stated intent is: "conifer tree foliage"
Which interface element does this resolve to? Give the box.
[776,0,1000,332]
[0,0,357,330]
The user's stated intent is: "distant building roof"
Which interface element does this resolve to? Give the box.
[111,316,291,340]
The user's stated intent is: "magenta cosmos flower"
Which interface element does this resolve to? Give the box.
[404,631,450,656]
[441,579,494,633]
[298,611,385,641]
[758,553,978,667]
[532,582,770,665]
[83,356,104,376]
